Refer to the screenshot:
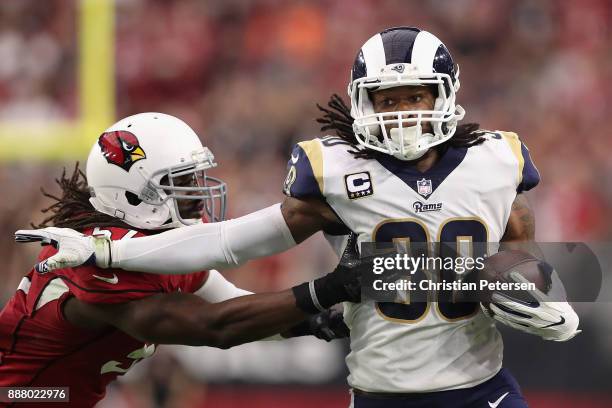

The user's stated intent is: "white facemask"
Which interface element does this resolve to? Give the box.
[389,127,433,161]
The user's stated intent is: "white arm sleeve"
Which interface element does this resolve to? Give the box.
[111,204,296,274]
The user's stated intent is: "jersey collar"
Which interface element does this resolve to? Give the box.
[375,146,468,200]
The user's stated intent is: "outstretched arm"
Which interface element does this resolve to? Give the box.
[190,269,350,342]
[64,258,361,349]
[113,203,297,273]
[16,198,343,275]
[68,291,304,348]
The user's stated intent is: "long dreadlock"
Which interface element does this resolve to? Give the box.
[33,162,134,231]
[316,94,485,160]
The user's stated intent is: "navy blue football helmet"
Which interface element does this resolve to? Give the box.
[348,27,465,160]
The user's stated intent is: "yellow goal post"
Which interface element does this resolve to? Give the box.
[0,0,115,162]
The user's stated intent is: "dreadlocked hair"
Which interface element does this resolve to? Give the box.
[34,162,134,231]
[316,94,486,160]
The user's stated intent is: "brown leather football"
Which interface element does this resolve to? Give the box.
[480,250,552,308]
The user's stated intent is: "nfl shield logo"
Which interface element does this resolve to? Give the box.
[416,178,432,197]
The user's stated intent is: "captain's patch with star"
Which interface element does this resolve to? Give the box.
[344,171,373,199]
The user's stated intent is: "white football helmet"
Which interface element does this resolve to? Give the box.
[86,112,227,230]
[348,27,466,161]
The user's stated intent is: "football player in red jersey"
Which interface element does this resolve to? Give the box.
[0,113,360,407]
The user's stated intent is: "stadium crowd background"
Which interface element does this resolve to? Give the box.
[1,0,611,407]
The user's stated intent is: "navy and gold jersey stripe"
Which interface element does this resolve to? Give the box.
[283,140,324,199]
[501,132,540,193]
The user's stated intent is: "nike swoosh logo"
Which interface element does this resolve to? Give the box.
[291,153,299,164]
[543,316,565,328]
[488,391,509,408]
[93,273,119,285]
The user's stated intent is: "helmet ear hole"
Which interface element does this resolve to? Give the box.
[125,191,142,206]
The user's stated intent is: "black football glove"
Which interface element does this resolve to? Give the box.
[292,233,365,314]
[284,309,350,342]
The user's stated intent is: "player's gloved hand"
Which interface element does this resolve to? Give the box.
[284,309,350,341]
[291,256,364,314]
[292,233,364,314]
[484,267,581,342]
[14,227,112,272]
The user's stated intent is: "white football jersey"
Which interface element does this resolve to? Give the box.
[283,131,539,393]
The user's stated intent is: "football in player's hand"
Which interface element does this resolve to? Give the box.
[480,250,552,312]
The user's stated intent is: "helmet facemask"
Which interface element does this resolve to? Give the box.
[138,147,227,228]
[350,64,465,161]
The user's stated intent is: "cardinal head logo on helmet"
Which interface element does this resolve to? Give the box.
[98,131,146,171]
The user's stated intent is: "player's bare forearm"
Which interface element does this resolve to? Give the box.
[500,193,543,257]
[502,194,535,242]
[281,196,345,243]
[71,291,306,349]
[198,290,307,348]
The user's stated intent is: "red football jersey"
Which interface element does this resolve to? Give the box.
[0,227,208,407]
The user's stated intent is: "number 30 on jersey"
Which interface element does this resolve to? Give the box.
[373,217,488,323]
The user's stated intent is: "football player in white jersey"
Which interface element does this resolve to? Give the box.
[17,27,580,407]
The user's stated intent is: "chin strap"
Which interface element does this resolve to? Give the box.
[389,127,431,161]
[386,104,466,161]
